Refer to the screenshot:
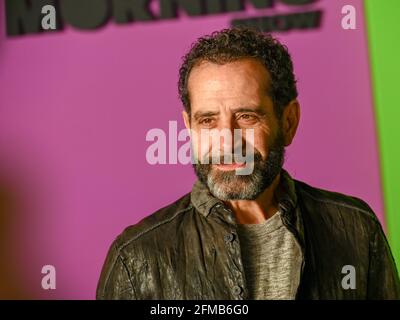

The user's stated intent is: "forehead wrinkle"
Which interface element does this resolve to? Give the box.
[188,59,272,115]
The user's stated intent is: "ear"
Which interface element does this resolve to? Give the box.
[182,110,191,129]
[282,99,300,146]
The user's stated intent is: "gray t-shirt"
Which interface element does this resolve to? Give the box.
[236,211,303,300]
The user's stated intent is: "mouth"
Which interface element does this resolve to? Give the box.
[214,162,246,171]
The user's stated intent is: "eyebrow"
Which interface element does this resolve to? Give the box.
[192,106,266,121]
[192,111,219,121]
[230,107,266,115]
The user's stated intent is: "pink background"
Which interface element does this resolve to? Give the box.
[0,0,383,299]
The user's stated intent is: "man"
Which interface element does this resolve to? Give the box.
[96,28,400,300]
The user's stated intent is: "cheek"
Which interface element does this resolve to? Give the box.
[190,130,212,159]
[251,130,270,158]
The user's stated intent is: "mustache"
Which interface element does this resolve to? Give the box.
[198,150,263,165]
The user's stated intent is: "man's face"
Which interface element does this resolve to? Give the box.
[183,58,285,200]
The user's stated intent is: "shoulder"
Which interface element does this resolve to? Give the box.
[112,192,193,255]
[294,179,380,227]
[96,193,193,298]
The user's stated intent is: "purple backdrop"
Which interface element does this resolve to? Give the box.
[0,0,382,299]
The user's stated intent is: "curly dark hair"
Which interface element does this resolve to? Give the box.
[178,27,298,119]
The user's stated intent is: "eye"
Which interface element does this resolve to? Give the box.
[240,114,252,120]
[237,113,257,122]
[199,117,215,126]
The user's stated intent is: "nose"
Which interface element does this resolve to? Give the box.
[218,117,235,153]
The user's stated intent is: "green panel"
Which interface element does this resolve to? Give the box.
[364,0,400,267]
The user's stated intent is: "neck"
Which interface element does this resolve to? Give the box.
[224,173,281,224]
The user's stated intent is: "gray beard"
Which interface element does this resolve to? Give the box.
[193,134,285,201]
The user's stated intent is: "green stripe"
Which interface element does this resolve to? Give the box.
[364,0,400,267]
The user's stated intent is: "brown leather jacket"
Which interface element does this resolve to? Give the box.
[96,170,400,299]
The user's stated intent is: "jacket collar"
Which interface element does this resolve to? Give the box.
[191,169,307,294]
[190,179,224,218]
[190,168,298,220]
